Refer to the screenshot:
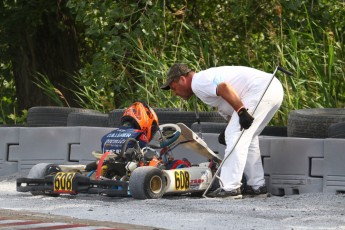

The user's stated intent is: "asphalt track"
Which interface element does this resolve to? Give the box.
[0,175,345,230]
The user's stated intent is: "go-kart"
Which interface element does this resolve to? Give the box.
[16,123,222,199]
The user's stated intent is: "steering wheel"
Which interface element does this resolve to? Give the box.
[157,124,181,148]
[120,138,141,160]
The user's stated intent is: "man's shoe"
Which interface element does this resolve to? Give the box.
[242,185,268,198]
[207,188,242,199]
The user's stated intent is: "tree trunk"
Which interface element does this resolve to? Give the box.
[9,1,81,111]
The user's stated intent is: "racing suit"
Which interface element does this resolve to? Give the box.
[101,127,148,155]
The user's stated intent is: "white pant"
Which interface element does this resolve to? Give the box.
[221,77,284,191]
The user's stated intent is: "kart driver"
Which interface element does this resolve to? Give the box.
[101,101,159,155]
[101,101,191,170]
[161,63,284,199]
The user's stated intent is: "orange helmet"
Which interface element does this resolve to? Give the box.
[121,102,159,141]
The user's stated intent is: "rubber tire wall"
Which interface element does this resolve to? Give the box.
[191,122,287,137]
[107,108,182,128]
[287,108,345,138]
[108,109,227,128]
[27,106,101,127]
[328,122,345,138]
[191,122,227,134]
[67,112,109,127]
[158,111,226,128]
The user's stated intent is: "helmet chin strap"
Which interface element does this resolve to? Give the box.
[194,95,203,139]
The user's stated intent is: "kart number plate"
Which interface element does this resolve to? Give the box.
[54,172,76,193]
[174,170,190,191]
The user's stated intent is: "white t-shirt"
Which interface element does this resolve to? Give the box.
[191,66,272,119]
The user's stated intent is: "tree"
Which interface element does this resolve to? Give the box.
[0,0,81,111]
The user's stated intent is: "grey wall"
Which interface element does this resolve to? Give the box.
[1,127,344,195]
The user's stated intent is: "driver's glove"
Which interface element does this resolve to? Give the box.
[238,107,254,130]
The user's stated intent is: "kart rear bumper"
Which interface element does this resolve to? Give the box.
[16,174,129,197]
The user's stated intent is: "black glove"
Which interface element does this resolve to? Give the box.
[218,128,226,145]
[238,107,254,130]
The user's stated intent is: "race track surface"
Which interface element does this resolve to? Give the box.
[0,175,344,230]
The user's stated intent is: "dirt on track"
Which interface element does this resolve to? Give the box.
[1,175,345,230]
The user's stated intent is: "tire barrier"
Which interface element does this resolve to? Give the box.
[108,108,182,128]
[260,126,287,137]
[287,108,345,138]
[190,122,287,137]
[67,112,109,127]
[2,107,345,194]
[191,122,226,134]
[328,122,345,138]
[198,112,227,123]
[108,109,125,127]
[157,111,226,128]
[27,106,101,127]
[156,111,196,127]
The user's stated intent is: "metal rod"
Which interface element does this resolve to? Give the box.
[194,96,203,139]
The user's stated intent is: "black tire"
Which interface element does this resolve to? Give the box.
[191,122,287,137]
[156,111,197,127]
[158,111,226,128]
[129,166,166,199]
[0,124,25,127]
[108,108,182,127]
[108,108,182,128]
[27,106,100,127]
[108,109,125,127]
[328,122,345,138]
[198,112,227,123]
[67,112,109,127]
[191,122,227,133]
[153,108,182,112]
[27,163,61,196]
[260,126,287,137]
[287,108,345,138]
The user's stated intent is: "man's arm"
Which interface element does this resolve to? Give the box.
[216,82,254,130]
[216,82,244,112]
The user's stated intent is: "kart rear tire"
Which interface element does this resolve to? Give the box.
[129,166,166,199]
[27,163,61,196]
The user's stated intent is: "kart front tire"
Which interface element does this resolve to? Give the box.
[27,163,61,196]
[129,166,166,199]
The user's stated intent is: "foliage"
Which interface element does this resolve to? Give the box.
[70,73,112,112]
[34,73,69,107]
[1,0,344,126]
[0,75,17,124]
